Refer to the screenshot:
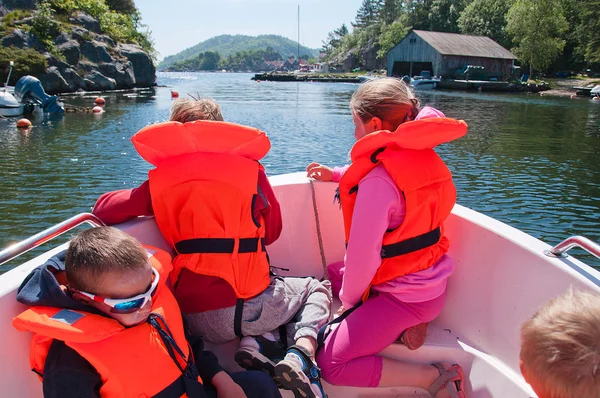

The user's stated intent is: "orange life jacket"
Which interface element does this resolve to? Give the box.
[339,117,468,299]
[131,121,271,300]
[12,246,204,398]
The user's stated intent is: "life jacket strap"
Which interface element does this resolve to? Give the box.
[234,298,244,338]
[175,238,266,254]
[380,227,441,258]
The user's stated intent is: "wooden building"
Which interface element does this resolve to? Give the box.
[387,30,517,79]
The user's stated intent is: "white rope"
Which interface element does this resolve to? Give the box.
[309,179,328,280]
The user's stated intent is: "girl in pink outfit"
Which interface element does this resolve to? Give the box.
[307,78,467,397]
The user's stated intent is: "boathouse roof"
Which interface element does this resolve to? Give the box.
[412,30,517,60]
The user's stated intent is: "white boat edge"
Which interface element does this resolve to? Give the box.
[1,171,599,397]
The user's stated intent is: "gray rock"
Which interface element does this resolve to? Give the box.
[39,67,70,94]
[58,40,81,66]
[1,29,29,48]
[360,39,385,71]
[28,33,47,52]
[84,71,117,91]
[343,51,359,72]
[81,40,113,63]
[69,12,102,34]
[71,26,91,42]
[54,32,71,46]
[61,68,87,91]
[94,34,115,48]
[77,61,96,74]
[44,53,71,71]
[99,61,136,89]
[118,43,156,87]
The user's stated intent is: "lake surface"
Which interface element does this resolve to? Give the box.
[1,72,599,270]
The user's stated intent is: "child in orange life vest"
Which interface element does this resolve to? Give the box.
[520,288,600,398]
[308,78,468,396]
[93,98,332,398]
[12,227,281,398]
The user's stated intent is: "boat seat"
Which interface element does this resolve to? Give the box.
[205,298,534,397]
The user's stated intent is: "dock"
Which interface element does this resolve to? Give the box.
[252,73,360,83]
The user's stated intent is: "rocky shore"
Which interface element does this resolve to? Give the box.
[1,5,155,95]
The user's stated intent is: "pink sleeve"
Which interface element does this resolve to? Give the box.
[339,175,403,308]
[332,165,350,183]
[415,106,445,120]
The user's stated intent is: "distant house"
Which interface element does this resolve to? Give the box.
[311,63,329,73]
[386,30,517,79]
[283,58,309,71]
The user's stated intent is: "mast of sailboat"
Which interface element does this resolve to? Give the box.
[297,5,300,66]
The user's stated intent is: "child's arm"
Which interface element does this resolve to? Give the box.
[42,341,102,398]
[306,163,349,182]
[256,170,283,245]
[92,180,153,225]
[340,174,403,308]
[211,372,247,398]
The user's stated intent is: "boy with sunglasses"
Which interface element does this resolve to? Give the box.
[13,227,281,398]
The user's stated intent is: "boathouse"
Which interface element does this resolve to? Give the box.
[387,30,517,79]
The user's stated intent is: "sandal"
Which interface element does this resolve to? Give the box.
[427,363,466,398]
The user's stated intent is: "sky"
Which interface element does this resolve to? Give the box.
[136,0,364,60]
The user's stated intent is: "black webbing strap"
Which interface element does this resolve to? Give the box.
[234,298,244,338]
[175,238,265,255]
[317,303,362,349]
[380,227,441,259]
[278,324,288,350]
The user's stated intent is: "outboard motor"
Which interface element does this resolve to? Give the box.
[14,76,64,114]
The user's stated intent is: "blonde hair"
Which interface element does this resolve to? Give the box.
[169,97,224,122]
[520,288,600,398]
[349,77,420,131]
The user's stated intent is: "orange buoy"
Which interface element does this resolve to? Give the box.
[92,106,104,113]
[94,97,106,106]
[171,91,179,98]
[16,118,32,128]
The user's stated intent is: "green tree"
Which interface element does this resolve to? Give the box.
[574,0,600,65]
[506,0,568,75]
[380,0,400,24]
[377,19,410,58]
[458,0,513,48]
[428,0,465,32]
[322,23,349,52]
[353,0,383,28]
[105,0,137,14]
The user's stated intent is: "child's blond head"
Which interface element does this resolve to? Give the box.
[350,77,420,131]
[520,288,600,398]
[169,97,224,123]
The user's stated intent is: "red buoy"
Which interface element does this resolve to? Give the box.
[94,97,106,106]
[171,91,179,98]
[257,80,261,83]
[16,118,32,128]
[92,106,104,113]
[570,95,576,99]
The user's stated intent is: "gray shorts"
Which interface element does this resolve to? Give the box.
[187,276,333,345]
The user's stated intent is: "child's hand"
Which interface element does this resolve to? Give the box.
[336,305,345,316]
[307,163,333,181]
[212,371,247,398]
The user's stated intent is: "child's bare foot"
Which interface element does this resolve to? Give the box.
[427,362,466,398]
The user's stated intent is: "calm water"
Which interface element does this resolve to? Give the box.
[1,72,599,270]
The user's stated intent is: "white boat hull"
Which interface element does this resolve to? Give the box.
[1,172,599,397]
[0,105,24,117]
